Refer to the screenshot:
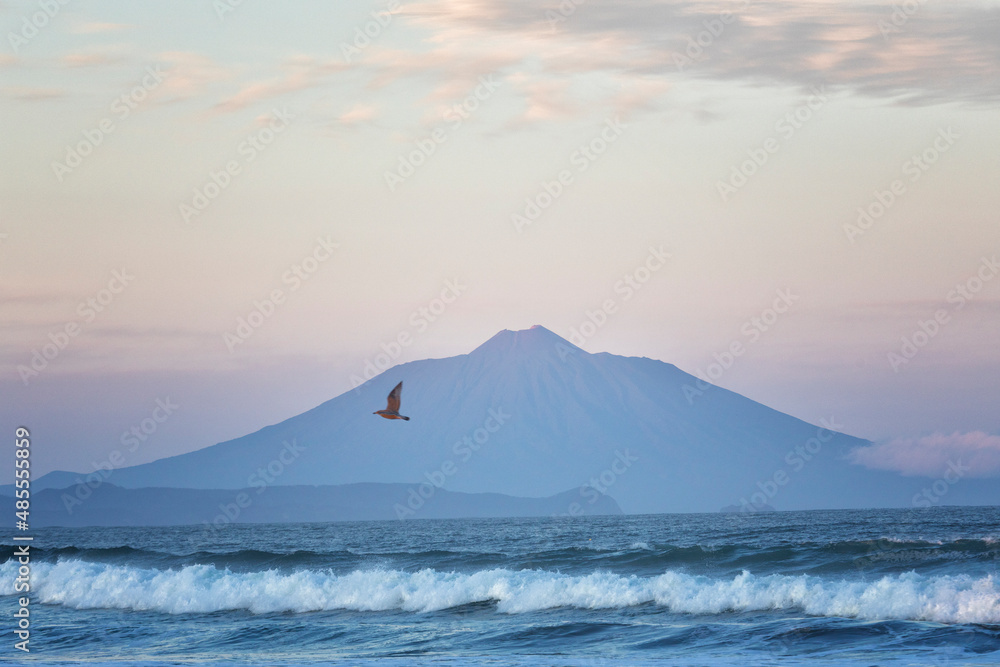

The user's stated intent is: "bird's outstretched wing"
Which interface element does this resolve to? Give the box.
[386,382,402,412]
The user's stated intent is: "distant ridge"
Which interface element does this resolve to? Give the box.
[6,482,623,528]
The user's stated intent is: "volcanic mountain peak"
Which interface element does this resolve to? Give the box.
[470,325,583,358]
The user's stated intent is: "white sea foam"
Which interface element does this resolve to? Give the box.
[3,560,998,623]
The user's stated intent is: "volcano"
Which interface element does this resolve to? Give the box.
[23,325,1000,513]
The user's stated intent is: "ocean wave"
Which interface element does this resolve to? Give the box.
[5,537,996,579]
[2,559,998,624]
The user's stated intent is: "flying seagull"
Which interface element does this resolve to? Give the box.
[374,381,410,421]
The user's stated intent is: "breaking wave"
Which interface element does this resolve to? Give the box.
[3,559,998,624]
[14,537,999,573]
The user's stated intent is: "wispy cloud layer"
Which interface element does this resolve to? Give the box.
[71,22,133,35]
[2,86,65,101]
[8,1,995,127]
[154,51,233,104]
[849,431,1000,477]
[337,103,378,126]
[61,52,124,68]
[212,55,350,114]
[400,0,1000,106]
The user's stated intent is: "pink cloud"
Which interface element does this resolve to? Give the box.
[396,0,1000,106]
[71,22,133,34]
[212,56,350,114]
[154,51,233,104]
[849,431,1000,477]
[2,87,65,101]
[61,52,123,68]
[337,104,378,126]
[510,76,577,123]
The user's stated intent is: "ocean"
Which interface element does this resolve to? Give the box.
[2,507,998,666]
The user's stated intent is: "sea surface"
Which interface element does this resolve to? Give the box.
[2,507,999,666]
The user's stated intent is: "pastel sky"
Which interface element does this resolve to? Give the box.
[2,0,999,481]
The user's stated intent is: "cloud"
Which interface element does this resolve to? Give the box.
[1,86,65,101]
[0,322,230,378]
[397,0,1000,106]
[61,52,124,68]
[611,76,671,119]
[366,46,517,92]
[0,290,76,307]
[854,298,1000,318]
[153,51,233,104]
[508,75,578,123]
[849,431,1000,477]
[378,5,664,126]
[71,22,133,34]
[337,103,378,126]
[212,55,350,114]
[87,325,220,343]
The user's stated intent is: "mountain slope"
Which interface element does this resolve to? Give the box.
[25,326,1000,513]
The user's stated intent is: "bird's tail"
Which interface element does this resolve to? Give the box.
[402,416,410,421]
